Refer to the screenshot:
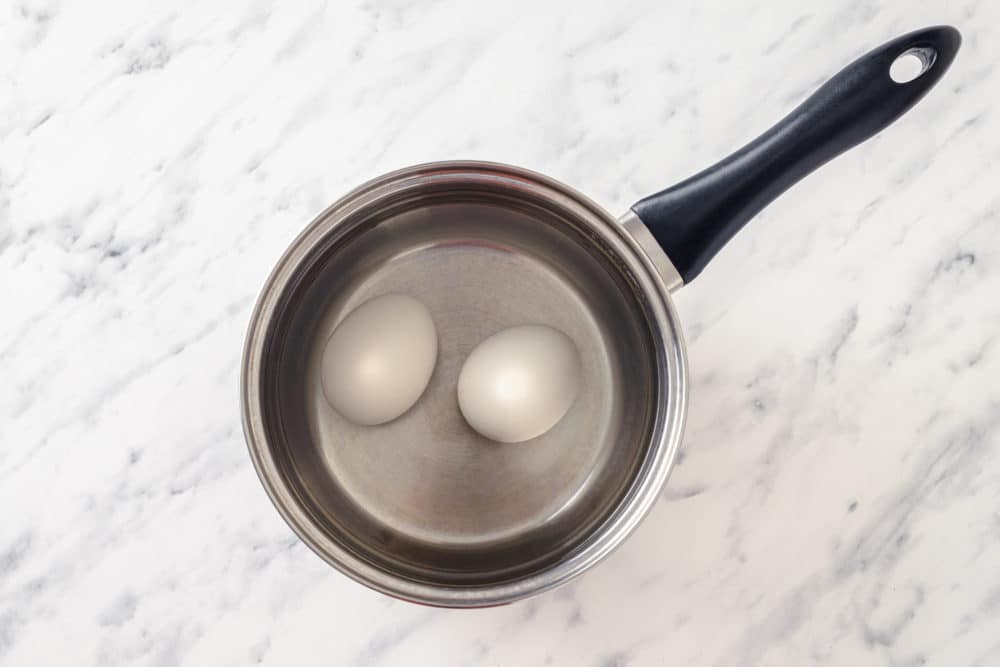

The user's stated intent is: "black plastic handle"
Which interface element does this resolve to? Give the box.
[631,26,961,284]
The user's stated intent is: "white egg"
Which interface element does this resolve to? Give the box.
[457,324,581,443]
[320,293,437,426]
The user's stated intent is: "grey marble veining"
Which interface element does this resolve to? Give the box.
[2,0,999,665]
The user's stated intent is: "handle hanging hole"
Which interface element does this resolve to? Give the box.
[890,46,937,83]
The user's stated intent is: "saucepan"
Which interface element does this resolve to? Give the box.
[242,27,960,606]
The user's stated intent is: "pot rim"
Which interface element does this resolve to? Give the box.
[241,161,688,607]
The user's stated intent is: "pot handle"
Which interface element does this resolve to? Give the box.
[630,25,961,285]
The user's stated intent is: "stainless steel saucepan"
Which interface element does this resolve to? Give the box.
[242,27,960,606]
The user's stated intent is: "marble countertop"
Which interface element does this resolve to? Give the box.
[3,1,998,664]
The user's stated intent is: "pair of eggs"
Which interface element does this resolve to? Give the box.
[319,294,580,443]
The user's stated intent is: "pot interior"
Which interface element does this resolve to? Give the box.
[254,178,662,588]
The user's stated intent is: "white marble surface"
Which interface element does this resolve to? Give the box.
[2,0,998,664]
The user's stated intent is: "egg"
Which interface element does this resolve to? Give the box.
[320,293,437,426]
[457,324,581,443]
